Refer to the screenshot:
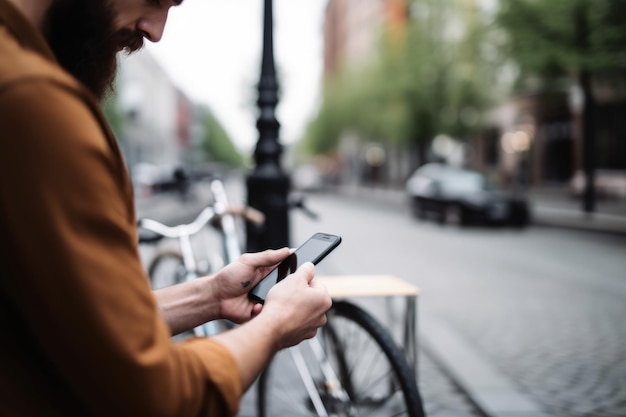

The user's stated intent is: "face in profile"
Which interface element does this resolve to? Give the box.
[44,0,145,100]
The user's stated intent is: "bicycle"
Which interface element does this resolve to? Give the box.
[138,177,264,337]
[138,177,425,416]
[257,299,424,417]
[254,210,424,416]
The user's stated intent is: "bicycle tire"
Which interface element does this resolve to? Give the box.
[257,300,425,417]
[147,251,186,290]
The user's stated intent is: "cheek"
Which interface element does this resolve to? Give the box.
[110,4,143,32]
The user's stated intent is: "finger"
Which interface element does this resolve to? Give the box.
[251,303,263,318]
[266,247,291,263]
[260,247,290,263]
[242,247,290,267]
[297,262,315,284]
[309,276,327,292]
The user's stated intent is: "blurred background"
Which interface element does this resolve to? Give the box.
[104,0,626,208]
[106,1,626,416]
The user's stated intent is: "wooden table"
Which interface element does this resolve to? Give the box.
[318,275,421,375]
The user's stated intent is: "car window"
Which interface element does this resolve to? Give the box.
[440,170,485,194]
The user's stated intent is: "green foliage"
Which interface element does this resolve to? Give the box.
[301,0,498,159]
[196,105,244,168]
[99,85,242,168]
[300,80,346,155]
[497,0,626,84]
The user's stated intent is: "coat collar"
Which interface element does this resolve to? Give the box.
[0,0,57,63]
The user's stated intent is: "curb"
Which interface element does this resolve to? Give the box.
[530,206,626,237]
[326,185,626,236]
[421,316,552,417]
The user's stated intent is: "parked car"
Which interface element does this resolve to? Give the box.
[292,164,325,192]
[405,163,530,227]
[132,163,192,198]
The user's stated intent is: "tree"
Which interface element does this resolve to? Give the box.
[302,0,498,171]
[102,93,242,170]
[497,0,626,213]
[195,105,244,168]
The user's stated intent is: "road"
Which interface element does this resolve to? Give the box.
[137,182,626,417]
[289,191,626,417]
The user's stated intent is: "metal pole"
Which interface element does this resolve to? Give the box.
[246,0,290,252]
[575,2,595,215]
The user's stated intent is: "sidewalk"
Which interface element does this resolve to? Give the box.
[327,183,626,236]
[323,183,626,417]
[136,179,626,417]
[135,175,626,235]
[527,186,626,236]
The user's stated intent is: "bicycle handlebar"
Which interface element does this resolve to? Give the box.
[137,204,264,244]
[288,194,319,220]
[137,176,319,246]
[220,204,265,226]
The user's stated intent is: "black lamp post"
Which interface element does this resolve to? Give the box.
[246,0,290,252]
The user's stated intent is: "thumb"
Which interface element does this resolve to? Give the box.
[298,262,315,284]
[251,303,263,318]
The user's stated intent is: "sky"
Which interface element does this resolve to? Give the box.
[145,0,329,153]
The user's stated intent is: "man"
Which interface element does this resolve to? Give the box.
[0,0,333,415]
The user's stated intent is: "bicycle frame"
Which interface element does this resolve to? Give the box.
[138,178,264,337]
[259,299,424,417]
[139,207,214,276]
[291,336,358,417]
[210,179,242,262]
[140,179,423,416]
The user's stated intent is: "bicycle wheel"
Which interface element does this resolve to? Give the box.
[147,251,186,290]
[258,300,425,417]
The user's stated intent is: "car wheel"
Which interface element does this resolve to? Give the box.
[444,204,464,226]
[411,199,426,220]
[510,211,530,228]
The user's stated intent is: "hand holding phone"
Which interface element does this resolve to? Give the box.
[248,233,342,304]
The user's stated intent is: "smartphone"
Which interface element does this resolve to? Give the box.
[248,232,342,304]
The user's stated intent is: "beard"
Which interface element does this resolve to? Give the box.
[43,0,145,100]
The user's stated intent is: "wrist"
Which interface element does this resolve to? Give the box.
[153,274,222,335]
[253,303,293,351]
[194,274,222,320]
[249,313,283,352]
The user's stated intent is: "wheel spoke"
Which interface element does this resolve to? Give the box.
[148,252,185,289]
[258,301,424,417]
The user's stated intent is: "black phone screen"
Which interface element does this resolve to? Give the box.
[248,233,341,303]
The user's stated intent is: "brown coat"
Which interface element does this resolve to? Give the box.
[0,1,241,415]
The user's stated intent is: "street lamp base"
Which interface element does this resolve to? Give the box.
[246,171,290,252]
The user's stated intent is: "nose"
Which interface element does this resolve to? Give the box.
[137,9,169,43]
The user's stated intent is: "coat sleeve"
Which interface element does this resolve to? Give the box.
[0,78,241,417]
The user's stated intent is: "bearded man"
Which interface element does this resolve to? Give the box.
[0,0,332,416]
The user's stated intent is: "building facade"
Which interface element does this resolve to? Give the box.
[323,0,407,77]
[116,50,193,179]
[322,0,626,195]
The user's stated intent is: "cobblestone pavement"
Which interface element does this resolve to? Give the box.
[437,271,626,417]
[418,347,485,417]
[234,345,485,417]
[290,190,626,417]
[137,185,486,417]
[138,180,626,417]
